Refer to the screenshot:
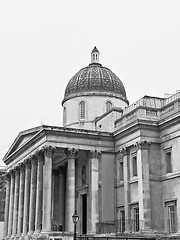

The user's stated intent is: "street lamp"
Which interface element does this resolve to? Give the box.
[72,210,79,240]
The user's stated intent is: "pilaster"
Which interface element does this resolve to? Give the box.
[136,141,151,231]
[120,147,131,232]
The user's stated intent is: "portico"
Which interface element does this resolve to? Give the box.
[3,125,114,239]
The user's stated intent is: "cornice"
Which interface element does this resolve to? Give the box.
[113,119,159,141]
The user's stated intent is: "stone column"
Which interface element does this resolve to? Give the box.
[136,141,151,231]
[35,151,44,233]
[3,173,11,239]
[12,166,20,237]
[7,170,15,237]
[42,146,54,232]
[89,150,100,233]
[65,148,77,232]
[28,155,37,235]
[17,163,25,237]
[22,158,31,236]
[121,148,131,232]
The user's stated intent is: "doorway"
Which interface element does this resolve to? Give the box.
[81,194,87,234]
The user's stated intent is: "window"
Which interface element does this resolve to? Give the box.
[119,209,125,233]
[63,107,67,126]
[168,205,176,233]
[132,155,137,177]
[106,101,112,112]
[133,207,139,232]
[165,200,177,233]
[119,161,124,181]
[165,151,172,173]
[79,101,85,120]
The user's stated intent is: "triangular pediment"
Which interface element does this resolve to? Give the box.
[3,126,43,161]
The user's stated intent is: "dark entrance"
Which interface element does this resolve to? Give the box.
[81,194,87,234]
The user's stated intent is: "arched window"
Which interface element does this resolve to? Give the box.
[63,107,67,125]
[106,101,112,112]
[79,101,85,120]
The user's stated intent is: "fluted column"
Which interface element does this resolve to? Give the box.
[42,146,54,232]
[28,155,37,235]
[17,163,25,237]
[22,158,31,236]
[3,173,11,239]
[121,148,131,232]
[12,166,20,237]
[35,151,44,233]
[65,148,77,232]
[7,170,15,237]
[136,141,151,231]
[89,150,100,233]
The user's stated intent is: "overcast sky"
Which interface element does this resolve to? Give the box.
[0,0,180,166]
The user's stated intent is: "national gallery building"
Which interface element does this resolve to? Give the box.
[2,47,180,240]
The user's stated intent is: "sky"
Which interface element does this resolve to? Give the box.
[0,0,180,166]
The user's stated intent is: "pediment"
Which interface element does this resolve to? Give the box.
[3,126,43,161]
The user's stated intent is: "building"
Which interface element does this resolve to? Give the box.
[2,47,180,240]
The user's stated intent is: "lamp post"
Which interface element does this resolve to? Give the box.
[72,210,79,240]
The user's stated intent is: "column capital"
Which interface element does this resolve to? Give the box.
[65,148,78,159]
[120,147,130,157]
[35,150,44,162]
[24,158,31,168]
[135,141,151,150]
[42,145,55,158]
[9,169,15,178]
[5,172,11,182]
[14,165,20,176]
[18,162,25,172]
[30,154,38,165]
[89,150,101,159]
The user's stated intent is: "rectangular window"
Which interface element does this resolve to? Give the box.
[132,156,137,177]
[133,207,139,232]
[119,161,124,181]
[119,209,125,233]
[166,151,172,173]
[168,205,176,233]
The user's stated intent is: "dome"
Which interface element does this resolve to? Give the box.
[62,47,128,105]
